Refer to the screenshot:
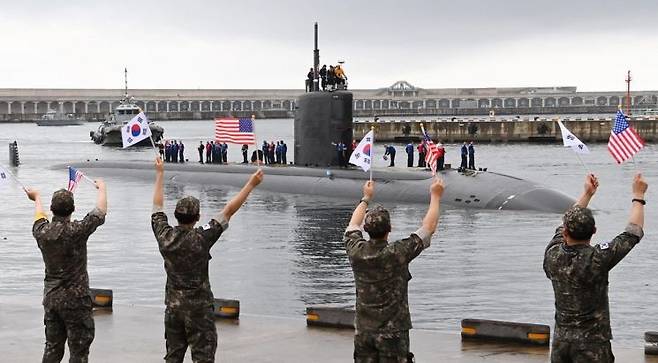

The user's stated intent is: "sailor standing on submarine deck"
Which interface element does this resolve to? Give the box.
[151,157,263,362]
[344,177,443,362]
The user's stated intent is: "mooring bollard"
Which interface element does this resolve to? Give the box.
[8,141,19,167]
[89,288,113,309]
[461,319,550,346]
[213,298,240,319]
[646,331,658,355]
[306,307,354,329]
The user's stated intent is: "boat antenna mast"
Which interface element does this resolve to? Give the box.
[625,70,631,116]
[124,67,129,99]
[313,22,319,92]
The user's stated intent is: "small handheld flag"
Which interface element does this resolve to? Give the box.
[557,120,589,154]
[349,129,374,173]
[67,167,84,192]
[608,110,645,164]
[556,120,590,172]
[0,166,10,186]
[121,112,153,148]
[67,166,95,192]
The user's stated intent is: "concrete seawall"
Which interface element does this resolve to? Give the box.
[0,110,294,122]
[353,118,658,143]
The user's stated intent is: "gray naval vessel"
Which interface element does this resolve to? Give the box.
[36,109,86,126]
[89,69,164,146]
[69,24,574,213]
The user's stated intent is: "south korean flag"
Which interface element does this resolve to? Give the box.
[349,129,374,172]
[557,120,589,154]
[121,112,152,148]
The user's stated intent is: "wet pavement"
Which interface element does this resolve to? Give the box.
[1,297,656,362]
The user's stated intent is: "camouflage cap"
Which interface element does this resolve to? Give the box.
[51,189,74,216]
[563,205,596,240]
[175,196,200,216]
[364,205,391,237]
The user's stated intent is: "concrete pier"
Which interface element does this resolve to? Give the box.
[353,118,658,142]
[1,297,655,362]
[0,82,656,121]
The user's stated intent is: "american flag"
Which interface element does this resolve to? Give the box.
[421,126,439,175]
[607,110,644,164]
[67,166,84,192]
[215,118,256,145]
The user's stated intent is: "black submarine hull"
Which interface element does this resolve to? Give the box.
[65,161,575,213]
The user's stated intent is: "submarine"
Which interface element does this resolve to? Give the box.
[65,23,575,213]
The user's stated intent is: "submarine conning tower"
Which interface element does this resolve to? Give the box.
[294,22,354,168]
[294,91,353,167]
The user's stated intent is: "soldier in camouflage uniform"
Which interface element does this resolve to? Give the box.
[344,178,444,363]
[151,157,263,363]
[544,173,648,363]
[25,180,108,363]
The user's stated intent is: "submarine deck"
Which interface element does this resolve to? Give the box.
[65,160,575,212]
[1,297,654,362]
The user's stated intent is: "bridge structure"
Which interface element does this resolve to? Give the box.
[0,81,657,121]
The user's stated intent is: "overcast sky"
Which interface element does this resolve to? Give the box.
[0,0,656,91]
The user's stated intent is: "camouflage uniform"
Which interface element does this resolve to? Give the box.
[344,208,431,363]
[32,190,106,363]
[543,207,643,363]
[151,197,227,363]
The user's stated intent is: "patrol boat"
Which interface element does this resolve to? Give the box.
[89,69,164,146]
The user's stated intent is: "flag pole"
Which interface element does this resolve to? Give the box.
[420,123,426,174]
[148,134,161,158]
[1,164,26,191]
[369,126,374,182]
[420,123,434,177]
[69,166,97,186]
[252,114,262,170]
[574,153,590,174]
[139,110,160,158]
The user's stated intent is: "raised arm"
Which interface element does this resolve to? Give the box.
[94,179,107,214]
[547,174,598,251]
[597,173,648,271]
[347,181,374,230]
[574,173,598,209]
[153,157,164,210]
[629,173,647,228]
[421,177,444,235]
[219,169,263,222]
[25,188,46,220]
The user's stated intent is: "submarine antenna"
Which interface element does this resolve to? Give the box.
[124,67,128,98]
[313,22,320,92]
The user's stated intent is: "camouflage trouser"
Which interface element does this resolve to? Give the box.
[354,330,413,363]
[164,306,217,363]
[42,296,95,363]
[551,340,614,363]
